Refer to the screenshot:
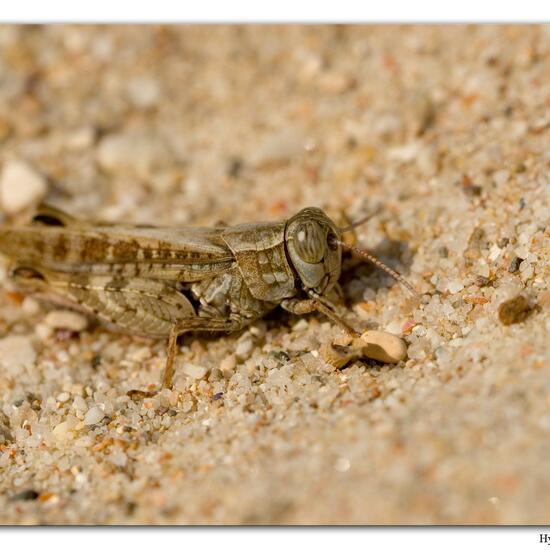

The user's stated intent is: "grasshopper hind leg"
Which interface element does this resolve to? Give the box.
[127,324,181,399]
[127,316,246,400]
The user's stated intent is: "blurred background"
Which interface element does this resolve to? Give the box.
[0,25,545,227]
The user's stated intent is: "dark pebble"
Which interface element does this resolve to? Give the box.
[476,275,491,287]
[498,295,533,326]
[227,157,244,179]
[463,184,482,197]
[508,256,523,273]
[438,246,449,258]
[269,350,291,363]
[55,329,78,342]
[212,392,224,401]
[11,489,39,501]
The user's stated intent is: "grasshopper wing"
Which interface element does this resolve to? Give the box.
[0,205,235,282]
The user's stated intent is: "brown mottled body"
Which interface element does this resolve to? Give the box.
[0,204,413,397]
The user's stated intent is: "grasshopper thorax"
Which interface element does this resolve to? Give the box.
[284,207,342,295]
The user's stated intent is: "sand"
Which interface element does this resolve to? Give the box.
[0,25,548,524]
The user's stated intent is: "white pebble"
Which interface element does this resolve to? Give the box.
[407,342,426,361]
[84,406,105,426]
[477,262,490,278]
[235,338,254,359]
[292,319,309,332]
[72,395,88,413]
[45,310,88,332]
[34,323,53,341]
[21,297,40,316]
[181,363,208,380]
[65,126,95,151]
[334,457,351,472]
[514,246,529,260]
[0,160,47,214]
[252,127,306,166]
[220,355,236,374]
[57,392,71,403]
[128,346,152,362]
[126,77,161,109]
[446,280,464,294]
[488,244,502,262]
[493,170,509,187]
[0,335,36,370]
[52,421,72,439]
[384,321,403,335]
[97,132,171,178]
[387,141,421,162]
[359,330,408,363]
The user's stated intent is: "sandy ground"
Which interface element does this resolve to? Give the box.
[0,25,548,524]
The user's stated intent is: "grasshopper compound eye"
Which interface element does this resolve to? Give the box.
[292,220,326,264]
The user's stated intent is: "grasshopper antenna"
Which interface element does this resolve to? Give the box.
[338,241,419,299]
[338,206,381,233]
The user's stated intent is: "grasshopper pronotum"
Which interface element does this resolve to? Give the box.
[0,204,416,397]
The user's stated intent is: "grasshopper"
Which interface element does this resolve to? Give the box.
[0,204,416,398]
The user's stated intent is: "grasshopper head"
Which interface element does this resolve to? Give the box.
[285,207,342,295]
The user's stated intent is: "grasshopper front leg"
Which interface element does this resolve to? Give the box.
[281,297,360,338]
[127,317,245,399]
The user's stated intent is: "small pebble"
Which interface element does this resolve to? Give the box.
[508,256,523,273]
[128,346,152,362]
[181,363,208,380]
[34,323,53,341]
[334,457,351,473]
[0,160,48,214]
[72,395,88,413]
[65,126,95,150]
[357,330,408,363]
[446,280,464,294]
[84,406,105,426]
[488,244,502,262]
[126,77,161,109]
[220,355,237,374]
[498,295,533,326]
[251,127,306,166]
[45,311,88,332]
[292,319,309,332]
[476,275,491,287]
[0,335,36,370]
[514,246,529,260]
[96,132,171,178]
[464,295,489,305]
[57,392,71,403]
[21,297,40,316]
[235,338,254,359]
[52,421,72,439]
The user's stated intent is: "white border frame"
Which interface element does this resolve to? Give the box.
[0,0,549,23]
